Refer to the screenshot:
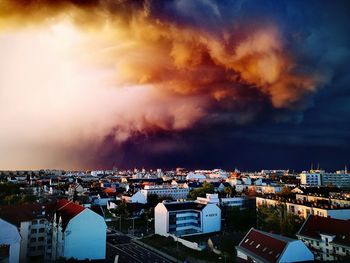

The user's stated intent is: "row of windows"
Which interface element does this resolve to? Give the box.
[30,237,45,242]
[28,245,44,251]
[30,228,45,234]
[31,219,46,225]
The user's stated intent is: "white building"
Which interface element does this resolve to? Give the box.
[141,185,189,200]
[155,201,221,237]
[0,219,21,263]
[51,199,107,261]
[186,172,207,181]
[236,228,314,263]
[122,190,147,204]
[297,215,350,261]
[196,193,245,208]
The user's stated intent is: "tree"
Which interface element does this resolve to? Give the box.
[223,185,236,197]
[257,204,304,237]
[188,182,214,200]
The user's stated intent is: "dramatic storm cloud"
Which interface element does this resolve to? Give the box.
[0,0,349,170]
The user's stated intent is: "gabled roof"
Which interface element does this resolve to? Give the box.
[55,199,85,230]
[163,201,206,211]
[298,215,350,247]
[237,228,292,263]
[0,203,56,227]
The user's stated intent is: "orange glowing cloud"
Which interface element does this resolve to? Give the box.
[0,0,322,169]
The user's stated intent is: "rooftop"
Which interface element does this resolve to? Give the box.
[237,228,292,263]
[163,201,207,211]
[298,215,350,247]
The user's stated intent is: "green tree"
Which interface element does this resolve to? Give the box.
[257,204,304,237]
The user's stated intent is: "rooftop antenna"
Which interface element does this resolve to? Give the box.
[345,165,348,174]
[317,163,320,170]
[310,163,314,172]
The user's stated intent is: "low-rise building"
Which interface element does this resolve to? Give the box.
[297,215,350,261]
[256,196,350,219]
[121,190,147,204]
[300,171,322,186]
[155,201,221,237]
[196,193,245,208]
[51,199,107,261]
[0,203,54,263]
[141,185,189,200]
[236,228,314,263]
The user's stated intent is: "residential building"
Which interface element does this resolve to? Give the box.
[256,196,350,219]
[155,201,221,237]
[141,185,189,200]
[121,190,147,204]
[0,203,54,263]
[297,215,350,261]
[51,199,107,261]
[300,171,322,186]
[196,193,245,208]
[0,219,21,263]
[236,228,314,263]
[321,172,350,188]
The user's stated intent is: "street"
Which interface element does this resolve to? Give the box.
[106,232,173,263]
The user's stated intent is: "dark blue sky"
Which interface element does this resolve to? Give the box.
[94,0,350,171]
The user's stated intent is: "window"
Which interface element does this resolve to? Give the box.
[30,238,36,242]
[244,239,249,243]
[38,228,45,233]
[262,247,267,252]
[256,244,260,248]
[37,246,44,251]
[38,237,44,242]
[39,219,45,224]
[31,220,37,225]
[268,250,273,255]
[31,229,37,234]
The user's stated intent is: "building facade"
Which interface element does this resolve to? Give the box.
[141,185,189,200]
[297,215,350,261]
[51,200,107,261]
[155,201,221,237]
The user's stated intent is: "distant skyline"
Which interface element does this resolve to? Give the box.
[0,0,350,170]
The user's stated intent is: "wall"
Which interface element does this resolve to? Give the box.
[154,203,168,236]
[19,221,30,263]
[327,209,350,220]
[169,234,205,251]
[63,209,106,260]
[279,241,314,263]
[201,204,221,234]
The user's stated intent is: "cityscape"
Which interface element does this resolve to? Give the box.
[1,0,350,263]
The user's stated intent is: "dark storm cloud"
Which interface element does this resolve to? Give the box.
[1,0,350,170]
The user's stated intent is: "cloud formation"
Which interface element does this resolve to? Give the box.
[0,0,347,169]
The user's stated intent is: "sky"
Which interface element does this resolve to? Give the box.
[0,0,350,171]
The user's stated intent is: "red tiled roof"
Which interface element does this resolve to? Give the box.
[56,199,85,230]
[0,203,56,227]
[238,228,290,263]
[298,215,350,247]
